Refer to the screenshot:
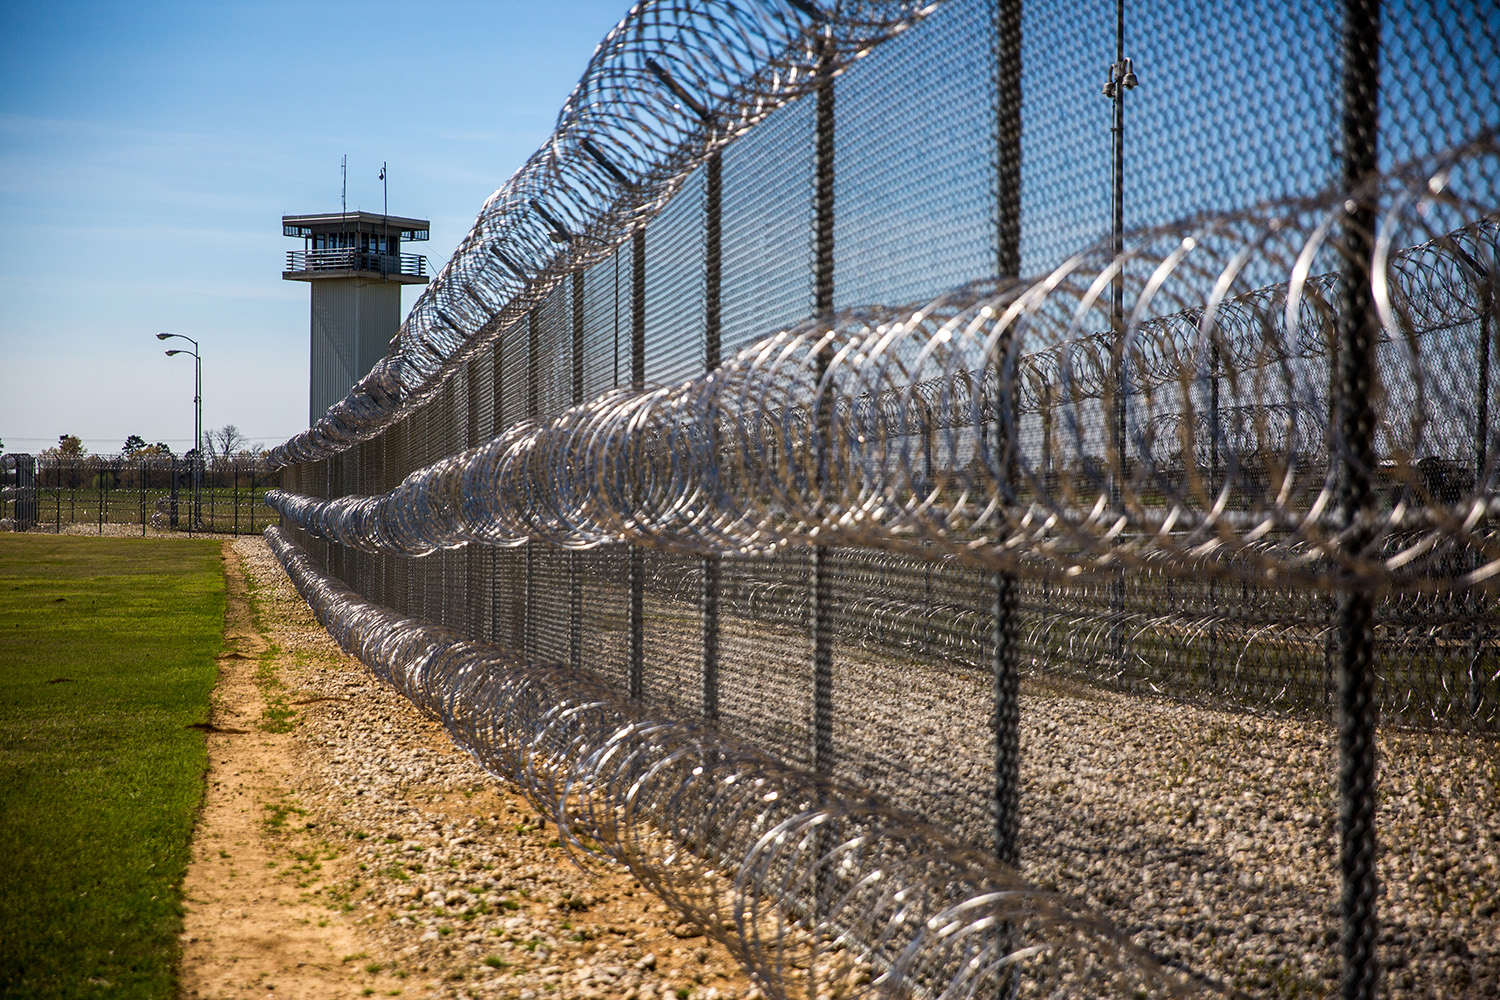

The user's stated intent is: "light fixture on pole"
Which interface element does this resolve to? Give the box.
[157,332,202,529]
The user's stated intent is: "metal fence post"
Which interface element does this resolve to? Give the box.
[703,149,723,722]
[1106,0,1134,672]
[991,0,1023,870]
[1467,240,1494,717]
[572,270,586,673]
[526,308,540,658]
[629,227,646,701]
[1207,340,1222,688]
[1335,2,1381,996]
[811,53,836,780]
[489,336,508,645]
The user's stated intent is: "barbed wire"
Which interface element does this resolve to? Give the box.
[265,0,945,472]
[264,524,1196,999]
[268,140,1499,593]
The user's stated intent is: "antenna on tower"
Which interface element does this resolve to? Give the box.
[341,155,348,217]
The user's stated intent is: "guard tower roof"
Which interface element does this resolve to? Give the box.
[283,211,430,240]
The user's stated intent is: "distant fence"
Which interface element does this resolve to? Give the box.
[261,1,1500,998]
[0,454,279,537]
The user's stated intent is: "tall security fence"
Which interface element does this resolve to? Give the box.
[265,1,1500,998]
[0,454,279,536]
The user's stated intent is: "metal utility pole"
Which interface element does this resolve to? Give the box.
[158,332,202,529]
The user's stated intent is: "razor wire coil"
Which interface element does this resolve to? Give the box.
[269,143,1500,595]
[266,0,946,472]
[265,524,1194,1000]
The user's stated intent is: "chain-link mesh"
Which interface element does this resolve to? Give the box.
[0,454,278,536]
[256,1,1500,997]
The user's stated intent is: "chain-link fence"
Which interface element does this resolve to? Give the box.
[0,454,279,536]
[262,1,1499,997]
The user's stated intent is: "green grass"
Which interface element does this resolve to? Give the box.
[0,535,225,999]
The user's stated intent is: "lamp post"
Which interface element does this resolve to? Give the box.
[157,332,202,529]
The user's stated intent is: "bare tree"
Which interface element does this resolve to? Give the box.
[206,424,246,461]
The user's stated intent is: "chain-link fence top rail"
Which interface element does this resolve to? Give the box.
[265,1,1500,998]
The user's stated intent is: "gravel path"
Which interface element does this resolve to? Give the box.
[611,600,1500,997]
[227,537,755,1000]
[235,533,1499,999]
[1013,683,1499,998]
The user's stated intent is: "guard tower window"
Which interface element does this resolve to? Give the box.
[312,233,355,250]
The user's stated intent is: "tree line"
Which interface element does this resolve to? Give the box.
[32,426,266,462]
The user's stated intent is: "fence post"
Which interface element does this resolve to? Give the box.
[811,52,835,781]
[804,56,838,998]
[571,270,586,673]
[992,0,1023,870]
[1468,241,1494,716]
[629,227,646,700]
[1208,340,1222,688]
[703,149,723,722]
[526,308,540,659]
[1106,0,1133,673]
[1334,2,1381,997]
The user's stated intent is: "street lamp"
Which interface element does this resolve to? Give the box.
[157,332,202,529]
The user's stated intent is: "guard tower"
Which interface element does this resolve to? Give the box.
[283,211,430,424]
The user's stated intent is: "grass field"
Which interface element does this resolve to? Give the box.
[0,535,225,998]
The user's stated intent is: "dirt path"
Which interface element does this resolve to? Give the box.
[178,539,755,1000]
[179,542,394,999]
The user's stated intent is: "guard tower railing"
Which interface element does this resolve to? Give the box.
[283,249,427,279]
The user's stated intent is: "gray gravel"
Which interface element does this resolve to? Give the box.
[240,535,1498,998]
[235,536,756,1000]
[805,653,1499,998]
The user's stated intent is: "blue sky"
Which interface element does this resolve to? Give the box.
[0,0,630,455]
